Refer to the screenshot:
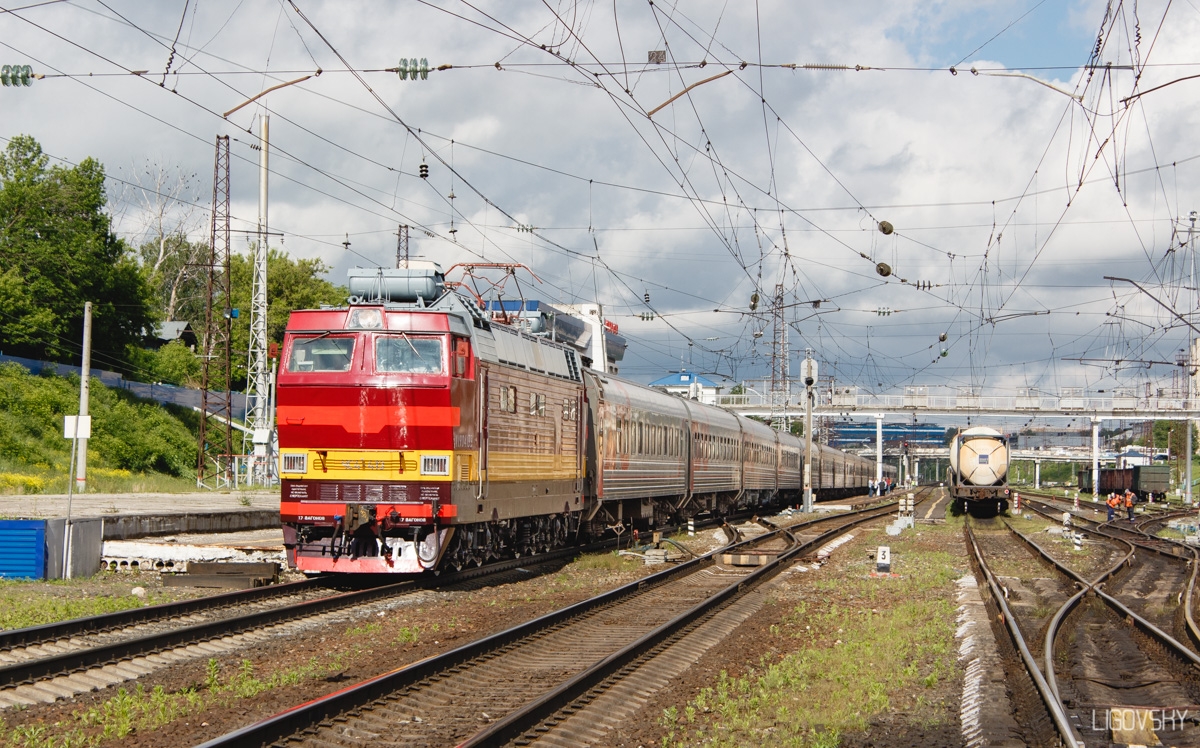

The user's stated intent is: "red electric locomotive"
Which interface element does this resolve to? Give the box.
[277,263,587,573]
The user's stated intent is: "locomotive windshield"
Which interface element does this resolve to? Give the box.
[375,334,443,374]
[287,335,355,372]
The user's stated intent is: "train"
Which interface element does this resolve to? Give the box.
[948,426,1011,514]
[275,263,894,574]
[1076,465,1169,501]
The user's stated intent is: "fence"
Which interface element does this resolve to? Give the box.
[0,354,247,420]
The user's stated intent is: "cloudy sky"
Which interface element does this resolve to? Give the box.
[3,0,1198,402]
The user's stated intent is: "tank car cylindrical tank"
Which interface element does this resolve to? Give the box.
[949,426,1009,487]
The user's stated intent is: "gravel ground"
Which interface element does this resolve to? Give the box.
[0,511,972,748]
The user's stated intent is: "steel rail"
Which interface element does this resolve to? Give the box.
[0,577,330,652]
[1006,523,1200,700]
[1004,524,1134,703]
[196,503,896,748]
[458,505,896,748]
[964,522,1083,747]
[1186,547,1200,653]
[0,541,598,691]
[1024,497,1186,562]
[0,499,837,692]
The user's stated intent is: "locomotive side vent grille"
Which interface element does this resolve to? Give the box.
[421,455,450,476]
[457,456,471,481]
[281,454,307,473]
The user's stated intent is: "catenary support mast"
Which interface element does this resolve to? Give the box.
[246,114,273,485]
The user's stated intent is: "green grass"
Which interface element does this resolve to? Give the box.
[571,551,642,572]
[393,625,421,645]
[660,530,963,747]
[346,621,382,636]
[0,580,174,631]
[0,656,345,747]
[0,363,208,495]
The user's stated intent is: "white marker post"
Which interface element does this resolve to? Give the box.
[61,415,91,579]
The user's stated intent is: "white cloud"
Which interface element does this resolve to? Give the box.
[1,0,1197,401]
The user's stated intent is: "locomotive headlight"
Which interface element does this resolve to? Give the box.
[348,308,384,329]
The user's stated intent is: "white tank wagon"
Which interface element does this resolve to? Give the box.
[948,427,1010,513]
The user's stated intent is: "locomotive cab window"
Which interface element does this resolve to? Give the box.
[376,335,444,374]
[287,335,355,372]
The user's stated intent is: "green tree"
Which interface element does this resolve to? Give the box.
[225,248,345,386]
[1153,420,1190,458]
[140,232,210,324]
[0,135,154,364]
[124,340,202,387]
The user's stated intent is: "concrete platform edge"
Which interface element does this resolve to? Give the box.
[98,509,280,540]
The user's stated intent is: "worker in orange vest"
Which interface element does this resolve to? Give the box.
[1105,492,1118,522]
[1125,490,1135,521]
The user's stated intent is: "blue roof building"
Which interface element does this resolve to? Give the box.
[648,371,722,404]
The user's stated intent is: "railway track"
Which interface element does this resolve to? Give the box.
[195,500,899,747]
[0,546,588,708]
[968,504,1200,746]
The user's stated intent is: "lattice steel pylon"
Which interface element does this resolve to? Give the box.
[244,114,273,486]
[396,224,410,268]
[198,135,233,489]
[769,284,790,427]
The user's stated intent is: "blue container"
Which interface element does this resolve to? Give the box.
[0,520,46,579]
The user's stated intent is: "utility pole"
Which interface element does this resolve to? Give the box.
[246,114,273,486]
[75,301,92,493]
[1191,210,1198,507]
[802,349,816,512]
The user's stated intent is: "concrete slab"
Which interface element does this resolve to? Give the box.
[10,684,59,704]
[0,491,279,539]
[102,528,285,571]
[64,673,109,691]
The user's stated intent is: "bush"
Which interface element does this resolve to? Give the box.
[0,363,199,486]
